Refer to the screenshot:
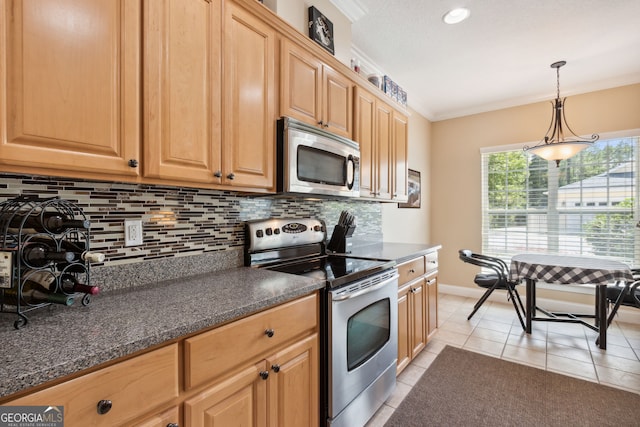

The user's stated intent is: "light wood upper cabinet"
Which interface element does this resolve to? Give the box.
[143,0,222,184]
[393,111,409,201]
[281,38,352,139]
[0,0,141,177]
[222,1,276,189]
[354,86,399,200]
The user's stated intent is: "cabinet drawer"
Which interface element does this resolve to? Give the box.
[185,293,318,389]
[398,257,426,286]
[425,251,438,273]
[7,344,179,427]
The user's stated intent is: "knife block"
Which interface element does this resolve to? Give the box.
[327,224,355,253]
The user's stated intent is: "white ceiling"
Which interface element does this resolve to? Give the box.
[333,0,640,121]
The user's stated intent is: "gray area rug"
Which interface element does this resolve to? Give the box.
[385,345,640,426]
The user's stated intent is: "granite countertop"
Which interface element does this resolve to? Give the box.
[346,242,442,264]
[0,267,325,399]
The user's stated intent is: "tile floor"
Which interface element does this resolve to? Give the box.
[366,292,640,426]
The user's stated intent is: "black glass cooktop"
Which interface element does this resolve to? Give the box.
[265,255,395,289]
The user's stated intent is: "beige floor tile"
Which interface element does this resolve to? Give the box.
[502,344,546,369]
[463,336,505,357]
[438,319,476,335]
[546,330,590,350]
[383,380,412,409]
[475,318,514,333]
[589,341,639,361]
[506,333,548,352]
[591,351,640,375]
[411,348,438,369]
[547,354,598,382]
[424,338,449,354]
[364,404,395,427]
[595,365,640,393]
[397,364,426,387]
[433,329,469,346]
[470,326,509,344]
[547,342,593,363]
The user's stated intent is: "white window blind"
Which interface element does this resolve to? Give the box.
[481,136,640,266]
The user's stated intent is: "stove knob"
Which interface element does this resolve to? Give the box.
[274,228,280,235]
[266,228,273,236]
[256,230,264,238]
[313,225,322,232]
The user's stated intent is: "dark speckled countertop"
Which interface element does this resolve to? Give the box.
[0,267,324,399]
[344,242,442,264]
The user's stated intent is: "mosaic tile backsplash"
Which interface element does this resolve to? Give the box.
[0,174,383,289]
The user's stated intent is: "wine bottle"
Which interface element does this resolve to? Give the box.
[21,242,74,267]
[60,274,100,295]
[22,237,104,264]
[2,288,74,306]
[22,270,58,291]
[3,211,90,234]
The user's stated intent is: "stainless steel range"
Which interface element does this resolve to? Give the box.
[245,218,398,427]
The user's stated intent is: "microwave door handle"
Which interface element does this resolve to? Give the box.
[346,155,356,190]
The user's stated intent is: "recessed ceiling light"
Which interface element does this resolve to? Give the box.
[442,7,470,24]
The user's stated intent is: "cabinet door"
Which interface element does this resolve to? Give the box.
[375,102,393,200]
[0,0,141,177]
[280,39,322,126]
[397,284,411,374]
[392,112,409,202]
[322,66,352,139]
[143,0,221,183]
[131,406,180,427]
[267,334,319,427]
[222,2,276,189]
[353,87,376,198]
[7,345,179,427]
[427,273,438,339]
[410,279,427,358]
[184,362,268,427]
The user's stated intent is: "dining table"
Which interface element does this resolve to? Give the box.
[509,253,634,349]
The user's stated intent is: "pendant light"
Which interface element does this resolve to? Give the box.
[524,61,599,167]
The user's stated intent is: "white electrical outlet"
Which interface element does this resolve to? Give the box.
[124,219,143,247]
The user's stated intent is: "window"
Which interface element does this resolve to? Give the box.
[482,136,640,265]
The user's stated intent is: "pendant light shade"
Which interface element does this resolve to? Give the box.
[524,61,599,166]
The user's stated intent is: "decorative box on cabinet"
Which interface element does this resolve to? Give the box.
[280,38,353,139]
[396,252,438,375]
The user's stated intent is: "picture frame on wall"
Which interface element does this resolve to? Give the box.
[308,6,335,55]
[398,169,421,208]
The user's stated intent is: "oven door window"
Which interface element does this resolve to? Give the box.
[297,146,345,186]
[346,298,390,371]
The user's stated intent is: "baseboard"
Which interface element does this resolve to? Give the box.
[439,283,640,325]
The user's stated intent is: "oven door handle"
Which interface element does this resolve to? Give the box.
[332,274,399,301]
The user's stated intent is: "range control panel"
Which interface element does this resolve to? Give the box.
[245,218,326,252]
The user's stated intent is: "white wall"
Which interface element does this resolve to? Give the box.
[382,107,432,244]
[264,0,352,65]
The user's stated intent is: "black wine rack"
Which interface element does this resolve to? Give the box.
[0,195,93,329]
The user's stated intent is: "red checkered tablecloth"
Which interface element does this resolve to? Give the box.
[509,254,634,285]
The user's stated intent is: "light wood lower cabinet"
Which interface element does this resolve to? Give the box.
[6,344,180,427]
[184,334,318,427]
[3,292,319,427]
[396,253,438,375]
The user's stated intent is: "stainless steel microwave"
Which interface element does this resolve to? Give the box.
[277,117,360,198]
